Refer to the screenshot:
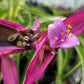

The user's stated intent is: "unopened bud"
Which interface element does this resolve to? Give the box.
[22,36,29,41]
[8,33,19,42]
[17,41,23,47]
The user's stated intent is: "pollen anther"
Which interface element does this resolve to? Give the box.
[67,30,71,33]
[68,25,72,29]
[69,33,73,36]
[61,32,63,36]
[54,36,58,40]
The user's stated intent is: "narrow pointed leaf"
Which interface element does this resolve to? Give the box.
[1,55,18,84]
[0,19,25,31]
[64,11,84,35]
[0,43,36,56]
[0,19,25,39]
[24,36,56,84]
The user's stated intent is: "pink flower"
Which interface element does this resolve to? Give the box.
[24,11,84,84]
[48,18,79,49]
[0,18,40,84]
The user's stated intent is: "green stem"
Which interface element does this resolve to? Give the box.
[12,0,21,22]
[75,45,84,83]
[13,53,20,84]
[21,6,32,28]
[56,49,64,84]
[63,50,68,67]
[82,62,84,83]
[9,0,13,21]
[63,62,81,79]
[56,76,63,84]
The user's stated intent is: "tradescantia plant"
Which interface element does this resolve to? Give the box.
[0,10,84,84]
[24,11,84,84]
[0,18,40,84]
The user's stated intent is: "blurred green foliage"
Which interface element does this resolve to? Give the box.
[0,0,84,84]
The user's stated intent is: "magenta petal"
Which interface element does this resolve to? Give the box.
[0,19,25,41]
[0,42,36,56]
[31,18,40,34]
[24,36,56,84]
[0,39,25,55]
[48,18,66,48]
[48,18,66,39]
[0,19,25,31]
[38,30,48,42]
[0,39,23,52]
[31,18,40,30]
[1,55,18,84]
[59,35,79,49]
[24,52,55,84]
[49,39,57,48]
[64,11,84,35]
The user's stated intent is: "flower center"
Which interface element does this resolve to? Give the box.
[7,29,39,48]
[54,24,73,43]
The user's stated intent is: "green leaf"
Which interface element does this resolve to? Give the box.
[20,5,32,28]
[0,10,8,19]
[13,53,21,84]
[39,16,66,23]
[63,62,81,78]
[12,0,26,22]
[17,15,24,23]
[30,6,51,16]
[75,44,84,83]
[64,48,74,70]
[50,7,74,16]
[8,0,14,21]
[77,34,84,47]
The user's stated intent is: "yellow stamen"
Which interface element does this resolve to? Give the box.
[67,30,71,33]
[61,32,63,36]
[69,33,73,36]
[68,25,72,29]
[54,36,58,40]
